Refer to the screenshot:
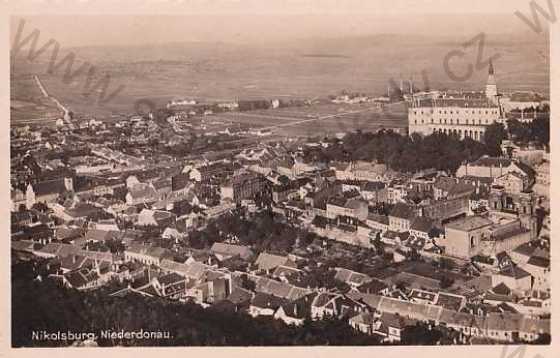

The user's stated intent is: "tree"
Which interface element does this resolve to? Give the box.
[483,123,507,156]
[401,322,443,345]
[371,232,384,256]
[240,274,256,291]
[438,257,456,270]
[507,118,531,142]
[427,228,440,240]
[440,276,455,289]
[407,249,421,261]
[531,116,550,148]
[12,260,381,347]
[105,239,125,254]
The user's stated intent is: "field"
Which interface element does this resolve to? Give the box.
[10,71,62,125]
[201,102,407,137]
[10,33,549,132]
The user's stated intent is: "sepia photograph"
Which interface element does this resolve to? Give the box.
[6,0,554,349]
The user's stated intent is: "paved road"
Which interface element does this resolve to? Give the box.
[260,107,383,130]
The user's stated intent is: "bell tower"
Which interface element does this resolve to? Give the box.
[486,60,498,102]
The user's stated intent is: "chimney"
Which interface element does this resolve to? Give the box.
[64,177,74,192]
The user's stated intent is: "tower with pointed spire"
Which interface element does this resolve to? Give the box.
[485,60,498,103]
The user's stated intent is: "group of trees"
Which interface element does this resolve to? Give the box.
[506,117,550,148]
[187,211,306,255]
[290,264,351,292]
[12,260,380,347]
[302,113,549,174]
[303,130,490,174]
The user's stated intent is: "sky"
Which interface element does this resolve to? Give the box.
[8,0,550,47]
[6,0,541,15]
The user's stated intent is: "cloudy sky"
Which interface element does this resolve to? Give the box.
[9,0,549,47]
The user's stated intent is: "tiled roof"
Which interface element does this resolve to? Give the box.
[55,227,85,240]
[527,256,549,268]
[254,276,310,300]
[364,181,385,191]
[210,242,253,259]
[414,97,498,108]
[272,265,302,279]
[84,229,114,242]
[377,295,443,322]
[64,268,99,288]
[251,292,288,310]
[471,156,512,168]
[435,292,465,311]
[357,279,389,294]
[346,291,383,309]
[33,179,67,196]
[389,203,415,220]
[445,216,492,232]
[367,213,389,225]
[160,259,210,280]
[409,289,437,302]
[11,240,36,252]
[158,272,185,285]
[410,217,434,233]
[226,287,253,305]
[37,242,81,257]
[492,282,512,296]
[255,252,290,271]
[126,244,171,260]
[327,196,347,207]
[312,292,339,308]
[128,183,157,200]
[152,178,172,191]
[280,293,317,319]
[334,268,371,286]
[59,255,88,271]
[65,203,102,218]
[499,265,531,279]
[380,312,413,329]
[434,177,457,192]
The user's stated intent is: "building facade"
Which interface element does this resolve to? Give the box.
[408,62,503,141]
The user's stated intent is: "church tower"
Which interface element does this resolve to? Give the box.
[485,60,498,102]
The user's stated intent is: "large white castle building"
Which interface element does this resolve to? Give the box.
[408,61,504,141]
